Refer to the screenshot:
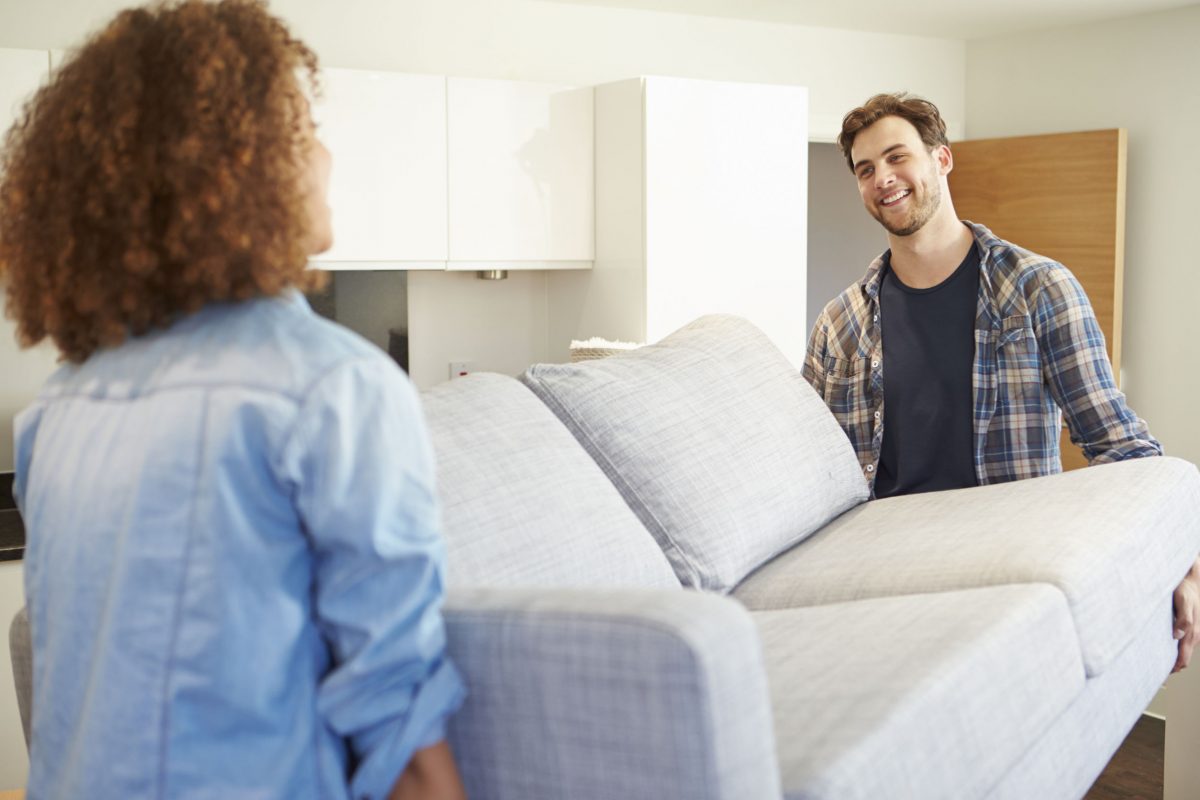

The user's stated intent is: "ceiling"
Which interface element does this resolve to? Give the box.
[0,0,1195,50]
[545,0,1199,40]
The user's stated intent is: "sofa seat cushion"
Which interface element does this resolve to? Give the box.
[422,373,679,589]
[756,585,1084,800]
[736,457,1200,677]
[521,315,868,593]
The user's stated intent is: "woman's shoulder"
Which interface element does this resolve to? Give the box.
[41,290,397,405]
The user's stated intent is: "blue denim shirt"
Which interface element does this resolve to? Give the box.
[14,290,464,800]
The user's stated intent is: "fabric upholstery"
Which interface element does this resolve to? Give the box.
[422,373,678,589]
[443,586,780,800]
[985,593,1176,800]
[9,606,31,748]
[755,585,1084,800]
[521,314,868,593]
[735,456,1200,677]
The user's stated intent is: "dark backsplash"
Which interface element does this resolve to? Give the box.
[0,471,13,511]
[0,472,23,561]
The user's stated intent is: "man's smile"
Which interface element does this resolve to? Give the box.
[880,188,912,207]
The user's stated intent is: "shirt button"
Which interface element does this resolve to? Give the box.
[874,411,881,420]
[865,464,875,473]
[871,360,880,369]
[873,314,879,323]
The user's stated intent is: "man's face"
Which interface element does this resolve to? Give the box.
[849,115,949,237]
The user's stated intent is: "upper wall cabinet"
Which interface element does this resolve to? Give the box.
[310,71,594,271]
[311,69,448,269]
[446,78,594,269]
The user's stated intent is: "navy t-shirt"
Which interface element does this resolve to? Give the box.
[874,245,981,499]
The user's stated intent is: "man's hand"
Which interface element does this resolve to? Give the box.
[1172,556,1200,673]
[388,740,466,800]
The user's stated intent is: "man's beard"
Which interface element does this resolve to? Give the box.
[873,180,942,237]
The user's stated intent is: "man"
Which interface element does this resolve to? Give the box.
[803,92,1198,671]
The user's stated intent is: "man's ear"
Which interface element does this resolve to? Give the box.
[936,143,954,176]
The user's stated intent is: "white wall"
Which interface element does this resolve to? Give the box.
[966,4,1199,467]
[275,0,969,142]
[0,0,968,418]
[407,270,552,388]
[0,0,969,137]
[966,7,1200,796]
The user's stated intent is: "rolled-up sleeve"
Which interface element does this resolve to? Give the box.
[278,356,465,800]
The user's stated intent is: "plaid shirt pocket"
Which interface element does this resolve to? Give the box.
[997,317,1044,405]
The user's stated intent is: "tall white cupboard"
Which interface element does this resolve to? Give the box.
[548,76,809,368]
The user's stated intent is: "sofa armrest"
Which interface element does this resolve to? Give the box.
[443,587,780,800]
[8,606,31,749]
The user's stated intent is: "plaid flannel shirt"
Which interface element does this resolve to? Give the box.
[803,221,1161,495]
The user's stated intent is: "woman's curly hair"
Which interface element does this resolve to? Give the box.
[0,0,327,363]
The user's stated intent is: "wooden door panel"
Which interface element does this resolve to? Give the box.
[1060,428,1089,471]
[948,129,1127,471]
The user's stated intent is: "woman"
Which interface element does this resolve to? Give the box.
[0,2,466,798]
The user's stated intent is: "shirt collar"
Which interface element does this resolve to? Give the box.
[279,287,314,313]
[859,220,1001,308]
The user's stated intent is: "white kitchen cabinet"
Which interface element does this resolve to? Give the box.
[446,78,593,269]
[548,76,808,368]
[310,69,447,269]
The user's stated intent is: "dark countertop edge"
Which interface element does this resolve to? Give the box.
[0,545,23,562]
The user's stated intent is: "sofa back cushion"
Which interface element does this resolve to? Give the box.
[521,315,868,592]
[422,373,679,589]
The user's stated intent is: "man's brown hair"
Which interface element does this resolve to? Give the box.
[836,92,949,172]
[0,0,326,363]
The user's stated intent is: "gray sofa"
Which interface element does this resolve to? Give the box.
[11,314,1200,799]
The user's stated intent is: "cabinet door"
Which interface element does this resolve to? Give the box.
[311,69,447,268]
[446,78,593,267]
